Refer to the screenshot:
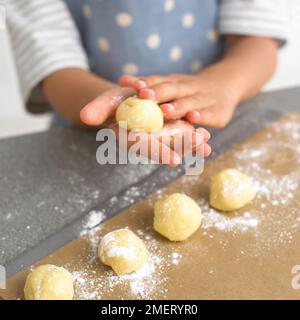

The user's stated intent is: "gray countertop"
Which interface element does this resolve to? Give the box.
[1,87,299,275]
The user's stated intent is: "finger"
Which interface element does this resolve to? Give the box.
[130,119,197,165]
[188,107,233,128]
[189,142,211,157]
[169,131,210,158]
[142,75,170,86]
[119,77,148,94]
[136,75,169,92]
[185,110,201,124]
[159,120,210,145]
[145,134,182,167]
[120,74,168,92]
[119,75,139,88]
[153,120,206,157]
[157,119,194,135]
[204,143,212,157]
[173,131,203,156]
[161,95,215,120]
[161,121,211,157]
[112,124,182,167]
[195,127,211,142]
[154,120,192,150]
[139,81,193,103]
[80,87,135,126]
[129,131,182,167]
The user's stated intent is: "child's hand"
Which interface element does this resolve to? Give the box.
[80,86,211,167]
[111,119,211,167]
[120,73,240,128]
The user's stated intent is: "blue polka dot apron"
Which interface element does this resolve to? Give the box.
[64,0,222,81]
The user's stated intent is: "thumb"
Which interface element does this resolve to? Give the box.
[80,87,135,126]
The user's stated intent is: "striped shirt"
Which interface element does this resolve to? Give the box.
[6,0,289,106]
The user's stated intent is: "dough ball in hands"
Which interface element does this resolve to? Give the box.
[24,264,74,300]
[210,168,257,212]
[98,229,149,275]
[116,97,164,132]
[154,193,202,241]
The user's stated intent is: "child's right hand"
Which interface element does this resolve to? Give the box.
[80,87,211,166]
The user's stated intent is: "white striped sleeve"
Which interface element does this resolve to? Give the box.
[219,0,289,46]
[6,0,89,102]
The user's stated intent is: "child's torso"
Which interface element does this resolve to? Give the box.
[64,0,222,82]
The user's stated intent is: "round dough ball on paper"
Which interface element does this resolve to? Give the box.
[116,97,164,132]
[24,264,74,300]
[154,193,202,241]
[98,229,149,275]
[210,168,257,212]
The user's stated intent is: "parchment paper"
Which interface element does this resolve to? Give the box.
[1,113,300,300]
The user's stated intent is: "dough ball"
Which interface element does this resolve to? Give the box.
[210,168,257,212]
[116,97,164,132]
[154,193,202,241]
[24,264,74,300]
[98,229,149,275]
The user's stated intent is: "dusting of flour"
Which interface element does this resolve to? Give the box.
[67,115,300,299]
[70,227,171,299]
[183,115,300,255]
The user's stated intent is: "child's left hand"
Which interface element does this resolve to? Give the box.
[120,72,240,128]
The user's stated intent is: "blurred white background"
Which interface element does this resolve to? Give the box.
[0,0,300,139]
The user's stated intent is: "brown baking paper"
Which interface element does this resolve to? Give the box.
[1,113,300,300]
